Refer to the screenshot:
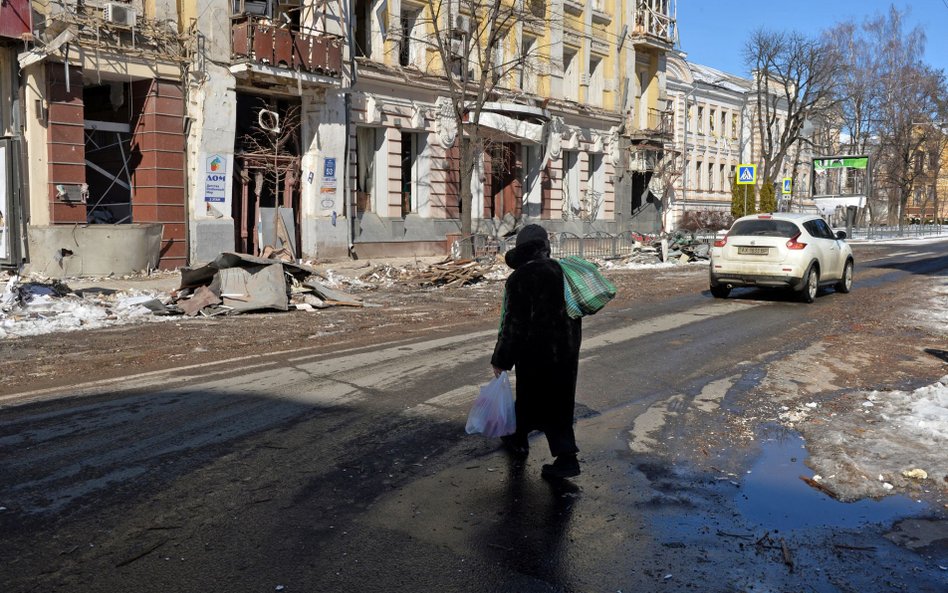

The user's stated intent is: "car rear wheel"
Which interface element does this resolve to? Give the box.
[799,265,819,303]
[710,285,730,299]
[835,260,853,293]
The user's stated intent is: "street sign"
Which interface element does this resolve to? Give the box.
[736,164,756,185]
[782,177,792,194]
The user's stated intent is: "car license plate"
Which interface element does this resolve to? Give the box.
[738,246,770,255]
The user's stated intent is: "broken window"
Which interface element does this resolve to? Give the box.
[83,83,133,224]
[563,49,579,102]
[399,6,424,68]
[588,57,604,107]
[356,127,381,214]
[491,30,509,85]
[354,0,374,58]
[563,150,580,215]
[233,0,274,18]
[587,153,604,219]
[519,34,537,93]
[399,131,429,217]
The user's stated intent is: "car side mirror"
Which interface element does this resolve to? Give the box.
[835,231,847,240]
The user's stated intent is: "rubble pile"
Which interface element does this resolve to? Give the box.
[356,258,494,288]
[589,232,716,269]
[415,259,490,288]
[662,233,712,263]
[0,252,367,338]
[173,252,363,317]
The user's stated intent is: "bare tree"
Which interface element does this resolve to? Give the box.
[651,150,683,233]
[866,8,945,227]
[825,19,885,222]
[744,29,842,187]
[401,1,553,256]
[827,7,947,228]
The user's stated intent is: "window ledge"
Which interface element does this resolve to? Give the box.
[591,9,611,25]
[564,0,583,16]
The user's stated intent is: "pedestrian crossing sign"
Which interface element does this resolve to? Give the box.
[782,177,792,194]
[736,164,756,185]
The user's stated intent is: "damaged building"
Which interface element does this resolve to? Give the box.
[5,0,678,275]
[17,0,191,275]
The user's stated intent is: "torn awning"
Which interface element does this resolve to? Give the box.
[471,112,545,144]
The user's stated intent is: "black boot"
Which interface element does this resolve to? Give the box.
[541,454,580,479]
[500,434,529,458]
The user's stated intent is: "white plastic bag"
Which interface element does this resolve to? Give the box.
[465,371,516,437]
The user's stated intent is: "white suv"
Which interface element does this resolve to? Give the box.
[709,213,854,303]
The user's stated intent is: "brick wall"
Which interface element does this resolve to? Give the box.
[46,63,86,223]
[129,79,186,269]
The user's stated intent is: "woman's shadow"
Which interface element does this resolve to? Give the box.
[473,454,580,588]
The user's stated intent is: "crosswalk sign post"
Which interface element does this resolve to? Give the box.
[782,177,792,194]
[736,164,756,215]
[736,164,756,184]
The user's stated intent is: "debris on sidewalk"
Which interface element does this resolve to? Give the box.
[0,273,173,339]
[0,251,368,337]
[351,257,494,288]
[415,259,490,288]
[173,252,363,316]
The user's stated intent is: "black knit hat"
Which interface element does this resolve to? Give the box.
[515,224,549,248]
[505,224,551,269]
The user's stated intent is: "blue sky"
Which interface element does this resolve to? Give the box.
[675,1,948,78]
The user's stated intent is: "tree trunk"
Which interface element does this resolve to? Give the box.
[457,135,481,259]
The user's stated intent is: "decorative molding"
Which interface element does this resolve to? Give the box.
[365,95,382,124]
[435,97,458,147]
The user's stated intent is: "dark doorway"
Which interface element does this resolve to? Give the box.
[233,94,302,256]
[486,142,522,219]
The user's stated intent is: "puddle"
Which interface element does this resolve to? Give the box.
[735,428,927,532]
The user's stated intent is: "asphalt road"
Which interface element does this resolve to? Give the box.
[2,241,947,593]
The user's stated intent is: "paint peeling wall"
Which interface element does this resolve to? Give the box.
[186,0,238,264]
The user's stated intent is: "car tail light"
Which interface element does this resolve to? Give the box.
[786,233,807,250]
[758,214,772,219]
[714,235,728,248]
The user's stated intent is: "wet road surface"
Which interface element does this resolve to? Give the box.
[1,241,947,592]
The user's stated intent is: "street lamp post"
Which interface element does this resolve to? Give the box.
[682,85,699,214]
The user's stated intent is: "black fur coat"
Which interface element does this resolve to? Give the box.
[490,239,582,434]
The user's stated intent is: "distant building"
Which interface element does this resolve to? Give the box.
[665,53,817,230]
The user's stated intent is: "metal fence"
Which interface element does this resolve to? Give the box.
[849,224,946,240]
[453,229,718,260]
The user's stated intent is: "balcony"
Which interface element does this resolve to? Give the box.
[231,14,343,77]
[630,0,676,50]
[630,108,674,141]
